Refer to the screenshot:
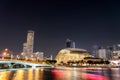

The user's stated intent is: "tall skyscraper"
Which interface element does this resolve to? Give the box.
[23,30,34,56]
[72,41,76,48]
[66,39,72,48]
[66,39,76,48]
[98,48,107,59]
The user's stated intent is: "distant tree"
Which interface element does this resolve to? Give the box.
[75,61,80,64]
[45,60,57,64]
[87,60,93,66]
[67,61,71,65]
[79,60,85,66]
[51,60,57,64]
[104,61,110,65]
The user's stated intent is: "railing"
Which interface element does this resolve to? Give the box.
[0,59,54,69]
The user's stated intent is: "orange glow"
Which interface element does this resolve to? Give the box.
[35,68,40,80]
[0,71,11,80]
[13,70,24,80]
[2,48,10,57]
[34,68,44,80]
[28,69,33,80]
[3,52,7,56]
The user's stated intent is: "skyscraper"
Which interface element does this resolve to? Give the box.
[66,39,76,48]
[23,30,34,56]
[72,41,76,48]
[66,39,72,48]
[98,48,107,59]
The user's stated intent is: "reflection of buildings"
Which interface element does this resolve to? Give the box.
[110,68,120,80]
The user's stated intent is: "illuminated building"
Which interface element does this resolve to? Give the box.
[110,44,120,59]
[55,48,92,64]
[0,48,12,59]
[23,30,34,57]
[34,52,44,60]
[20,30,44,60]
[97,45,120,60]
[112,50,120,59]
[98,48,107,59]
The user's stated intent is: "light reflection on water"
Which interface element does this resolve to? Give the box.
[0,67,119,80]
[110,68,120,80]
[0,71,11,80]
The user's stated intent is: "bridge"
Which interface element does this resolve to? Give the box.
[0,60,54,69]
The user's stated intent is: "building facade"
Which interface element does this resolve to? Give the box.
[97,48,107,59]
[55,48,92,64]
[23,30,34,57]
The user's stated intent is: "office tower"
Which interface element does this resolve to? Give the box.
[107,46,113,59]
[23,30,34,56]
[66,39,72,48]
[93,45,98,57]
[72,41,75,48]
[26,30,34,54]
[98,48,107,59]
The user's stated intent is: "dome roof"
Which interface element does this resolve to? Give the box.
[55,48,92,64]
[61,48,88,53]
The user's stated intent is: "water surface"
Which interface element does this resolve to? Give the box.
[0,67,119,80]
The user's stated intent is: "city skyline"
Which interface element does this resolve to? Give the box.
[0,0,120,57]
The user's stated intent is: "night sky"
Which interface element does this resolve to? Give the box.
[0,0,120,57]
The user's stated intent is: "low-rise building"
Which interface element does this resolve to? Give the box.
[55,48,92,64]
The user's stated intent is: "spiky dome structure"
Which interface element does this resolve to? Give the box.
[55,48,92,64]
